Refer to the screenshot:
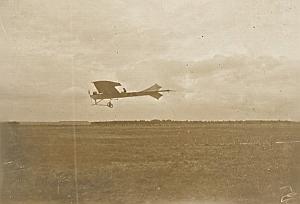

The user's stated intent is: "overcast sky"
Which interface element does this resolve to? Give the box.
[0,0,299,121]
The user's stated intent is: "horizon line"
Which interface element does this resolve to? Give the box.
[1,119,299,123]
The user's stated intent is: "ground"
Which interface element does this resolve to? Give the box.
[0,121,299,204]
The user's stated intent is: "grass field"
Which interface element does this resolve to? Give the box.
[0,121,299,204]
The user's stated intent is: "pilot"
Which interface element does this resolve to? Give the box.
[123,88,127,93]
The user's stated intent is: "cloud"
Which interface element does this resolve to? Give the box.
[114,55,300,120]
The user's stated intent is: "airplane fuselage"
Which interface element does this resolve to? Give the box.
[90,90,170,100]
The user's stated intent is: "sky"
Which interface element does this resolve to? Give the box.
[0,0,299,121]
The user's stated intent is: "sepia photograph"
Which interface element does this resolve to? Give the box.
[0,0,299,204]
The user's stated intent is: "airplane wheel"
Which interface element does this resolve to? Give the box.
[107,102,113,108]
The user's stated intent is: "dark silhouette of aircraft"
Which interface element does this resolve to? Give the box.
[88,81,173,108]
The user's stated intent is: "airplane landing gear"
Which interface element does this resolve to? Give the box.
[90,98,116,108]
[107,101,113,108]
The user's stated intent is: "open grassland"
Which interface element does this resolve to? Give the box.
[0,122,299,204]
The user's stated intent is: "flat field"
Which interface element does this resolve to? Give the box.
[0,122,299,204]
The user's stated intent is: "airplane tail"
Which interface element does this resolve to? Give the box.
[143,84,162,92]
[149,92,163,100]
[143,84,163,100]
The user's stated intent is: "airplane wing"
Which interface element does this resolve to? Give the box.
[93,81,121,96]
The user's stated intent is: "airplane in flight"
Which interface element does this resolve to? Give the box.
[88,81,173,108]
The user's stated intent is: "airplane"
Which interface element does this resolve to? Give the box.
[88,81,173,108]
